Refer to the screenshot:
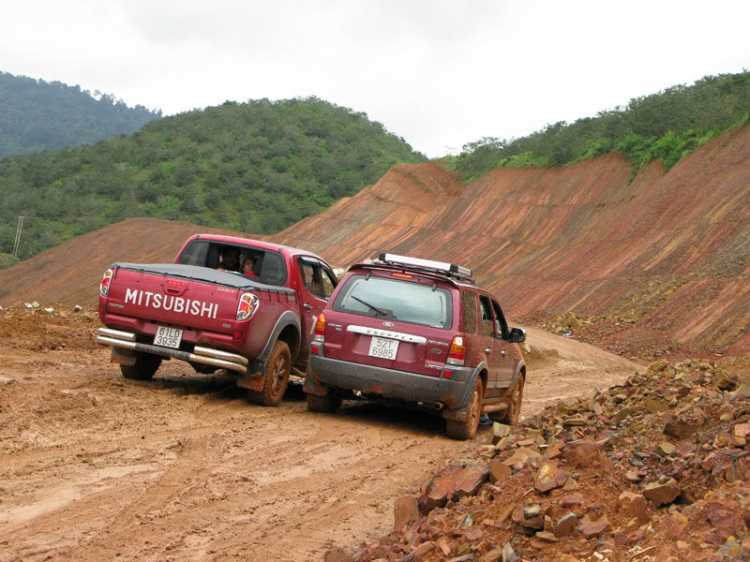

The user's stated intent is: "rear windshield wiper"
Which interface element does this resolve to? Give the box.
[351,295,388,317]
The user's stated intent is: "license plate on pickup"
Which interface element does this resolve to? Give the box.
[368,336,399,360]
[154,325,183,349]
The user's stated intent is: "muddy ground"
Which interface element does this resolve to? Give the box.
[0,308,639,562]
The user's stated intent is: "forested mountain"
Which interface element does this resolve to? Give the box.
[0,97,424,264]
[0,71,161,159]
[453,71,750,180]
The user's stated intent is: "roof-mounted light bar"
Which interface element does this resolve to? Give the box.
[377,253,473,280]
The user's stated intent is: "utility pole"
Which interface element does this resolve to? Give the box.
[12,216,24,257]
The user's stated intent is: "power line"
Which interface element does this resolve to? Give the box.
[12,216,23,257]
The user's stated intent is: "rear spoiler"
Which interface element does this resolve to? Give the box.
[111,263,296,296]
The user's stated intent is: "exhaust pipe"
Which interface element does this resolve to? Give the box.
[433,402,445,411]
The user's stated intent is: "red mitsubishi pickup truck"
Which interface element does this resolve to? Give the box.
[96,234,338,406]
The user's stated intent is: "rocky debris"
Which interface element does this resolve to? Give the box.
[73,305,83,313]
[343,360,750,562]
[0,375,16,386]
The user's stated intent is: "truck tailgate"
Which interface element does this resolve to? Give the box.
[104,264,264,334]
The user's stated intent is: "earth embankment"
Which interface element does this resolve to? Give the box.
[273,130,750,356]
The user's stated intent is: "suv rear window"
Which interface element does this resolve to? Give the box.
[333,273,453,329]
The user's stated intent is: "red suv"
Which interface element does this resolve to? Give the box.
[304,254,527,439]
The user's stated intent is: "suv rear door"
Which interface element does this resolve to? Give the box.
[323,270,455,378]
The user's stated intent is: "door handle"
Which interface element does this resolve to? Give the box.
[304,304,313,311]
[484,348,492,354]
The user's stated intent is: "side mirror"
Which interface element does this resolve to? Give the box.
[509,327,526,343]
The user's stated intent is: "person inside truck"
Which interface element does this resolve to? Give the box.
[242,256,258,278]
[217,246,241,272]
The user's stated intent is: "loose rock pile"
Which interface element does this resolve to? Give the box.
[334,360,750,562]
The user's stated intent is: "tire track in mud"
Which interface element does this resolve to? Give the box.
[0,327,640,562]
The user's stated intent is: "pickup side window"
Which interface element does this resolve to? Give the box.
[299,259,336,300]
[461,291,478,335]
[491,300,510,340]
[479,295,496,337]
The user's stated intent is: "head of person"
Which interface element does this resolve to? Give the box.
[222,246,240,269]
[242,256,256,275]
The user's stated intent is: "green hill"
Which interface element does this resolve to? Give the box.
[452,71,750,180]
[0,71,161,159]
[0,97,425,263]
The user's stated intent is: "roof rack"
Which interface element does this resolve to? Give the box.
[377,253,475,283]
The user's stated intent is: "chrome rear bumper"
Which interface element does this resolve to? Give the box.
[96,328,248,374]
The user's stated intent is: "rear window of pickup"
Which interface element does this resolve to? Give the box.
[332,274,453,329]
[178,240,287,286]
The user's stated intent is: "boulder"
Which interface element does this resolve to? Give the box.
[618,491,649,524]
[554,513,578,537]
[393,496,419,531]
[643,479,681,507]
[534,462,568,493]
[489,459,512,483]
[417,464,489,514]
[579,514,611,538]
[562,440,601,468]
[492,422,511,444]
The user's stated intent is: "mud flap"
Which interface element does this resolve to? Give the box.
[303,365,328,396]
[111,347,136,366]
[236,370,264,392]
[442,365,484,422]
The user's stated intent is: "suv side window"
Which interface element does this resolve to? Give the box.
[461,291,478,335]
[478,295,495,337]
[491,300,510,340]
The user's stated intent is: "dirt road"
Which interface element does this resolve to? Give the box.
[0,309,639,562]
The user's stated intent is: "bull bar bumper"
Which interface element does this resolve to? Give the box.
[307,355,474,414]
[96,328,248,374]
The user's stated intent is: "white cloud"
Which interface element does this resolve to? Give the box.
[1,0,748,156]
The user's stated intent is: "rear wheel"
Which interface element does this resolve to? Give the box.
[248,341,291,407]
[306,392,342,413]
[499,375,524,425]
[120,352,162,381]
[446,377,483,440]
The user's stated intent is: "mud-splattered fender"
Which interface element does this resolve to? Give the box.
[237,311,300,389]
[443,361,488,422]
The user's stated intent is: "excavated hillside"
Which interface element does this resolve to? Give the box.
[273,128,750,357]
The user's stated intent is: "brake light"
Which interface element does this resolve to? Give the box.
[391,272,413,279]
[100,269,113,297]
[236,293,260,321]
[314,313,326,342]
[447,336,466,366]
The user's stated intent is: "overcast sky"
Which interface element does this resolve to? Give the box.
[2,0,748,157]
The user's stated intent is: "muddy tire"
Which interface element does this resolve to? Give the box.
[446,377,483,440]
[120,352,162,381]
[498,375,524,425]
[306,392,341,413]
[248,341,291,407]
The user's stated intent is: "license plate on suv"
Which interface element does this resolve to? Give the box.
[368,336,399,360]
[154,325,183,349]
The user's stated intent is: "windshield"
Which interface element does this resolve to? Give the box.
[333,274,453,329]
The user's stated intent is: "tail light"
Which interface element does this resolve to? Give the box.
[100,269,113,297]
[314,313,326,342]
[236,293,260,321]
[446,336,466,366]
